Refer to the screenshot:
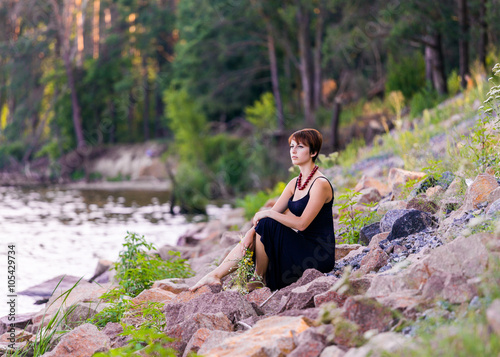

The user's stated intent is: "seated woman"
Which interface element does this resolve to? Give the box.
[190,128,336,291]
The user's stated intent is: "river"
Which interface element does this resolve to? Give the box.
[0,185,232,318]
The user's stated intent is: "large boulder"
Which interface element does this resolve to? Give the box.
[342,296,399,334]
[185,329,238,357]
[386,210,435,241]
[380,209,412,232]
[201,316,311,357]
[283,276,338,311]
[354,176,391,197]
[40,323,110,357]
[359,223,381,246]
[407,195,439,214]
[387,168,426,199]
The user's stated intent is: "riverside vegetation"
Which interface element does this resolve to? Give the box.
[1,65,500,356]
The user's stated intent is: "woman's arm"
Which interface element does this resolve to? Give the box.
[268,178,297,214]
[253,179,332,231]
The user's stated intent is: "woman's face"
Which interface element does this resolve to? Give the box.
[290,139,314,165]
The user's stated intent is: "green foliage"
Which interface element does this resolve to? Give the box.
[236,182,287,220]
[385,52,426,100]
[0,140,24,168]
[174,163,210,214]
[337,138,366,168]
[317,152,340,169]
[447,69,462,96]
[409,84,441,118]
[114,232,192,297]
[94,324,177,357]
[335,189,378,245]
[106,172,131,182]
[227,245,263,294]
[244,92,276,131]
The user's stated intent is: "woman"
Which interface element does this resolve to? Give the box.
[190,128,335,291]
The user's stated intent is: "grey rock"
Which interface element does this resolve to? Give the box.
[359,222,381,246]
[387,210,435,241]
[380,209,412,232]
[487,198,500,217]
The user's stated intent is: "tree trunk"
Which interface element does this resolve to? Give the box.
[296,3,315,126]
[458,0,469,88]
[143,58,150,141]
[424,34,447,95]
[63,53,86,148]
[266,22,284,132]
[313,6,324,110]
[478,0,488,69]
[93,0,100,59]
[331,99,342,151]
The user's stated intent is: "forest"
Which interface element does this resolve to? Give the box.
[1,0,500,209]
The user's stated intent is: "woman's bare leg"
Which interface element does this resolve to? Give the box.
[254,232,269,279]
[189,227,256,291]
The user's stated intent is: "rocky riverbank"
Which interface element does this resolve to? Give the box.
[1,164,500,356]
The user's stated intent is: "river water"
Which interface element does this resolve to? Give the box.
[0,185,230,317]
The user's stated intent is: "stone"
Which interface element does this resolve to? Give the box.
[320,345,346,357]
[201,316,311,357]
[359,223,381,246]
[376,201,407,216]
[368,232,389,250]
[41,323,110,357]
[343,332,409,357]
[131,288,176,304]
[283,276,338,311]
[89,259,113,282]
[102,322,129,349]
[335,244,363,261]
[487,198,500,217]
[487,188,500,208]
[374,290,424,319]
[152,279,190,294]
[355,188,382,205]
[388,168,426,199]
[466,173,499,209]
[137,157,168,179]
[347,276,373,296]
[288,327,327,357]
[163,290,257,328]
[196,330,240,356]
[359,248,389,274]
[314,290,348,308]
[279,308,321,321]
[18,275,85,300]
[64,302,111,328]
[0,313,34,335]
[165,312,233,354]
[486,299,500,336]
[380,209,412,232]
[407,195,438,214]
[386,210,435,241]
[426,185,445,199]
[169,285,219,305]
[422,272,477,304]
[245,287,272,306]
[342,296,398,334]
[354,176,391,197]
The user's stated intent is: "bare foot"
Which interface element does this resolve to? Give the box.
[189,274,222,292]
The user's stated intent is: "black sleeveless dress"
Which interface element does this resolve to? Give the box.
[255,177,336,291]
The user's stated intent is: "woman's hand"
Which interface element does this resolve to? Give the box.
[252,210,272,226]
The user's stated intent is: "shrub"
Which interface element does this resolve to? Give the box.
[385,52,426,100]
[409,84,440,118]
[244,92,276,131]
[236,181,286,221]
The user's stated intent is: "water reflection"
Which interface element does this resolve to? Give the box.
[0,186,217,316]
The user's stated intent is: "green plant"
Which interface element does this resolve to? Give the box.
[410,84,440,118]
[335,189,378,245]
[337,138,366,169]
[106,172,131,182]
[87,298,131,327]
[317,152,339,169]
[447,69,462,96]
[226,245,262,294]
[385,52,426,100]
[244,92,276,131]
[236,182,287,221]
[114,232,192,297]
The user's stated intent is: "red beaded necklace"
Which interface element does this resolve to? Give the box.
[297,165,319,190]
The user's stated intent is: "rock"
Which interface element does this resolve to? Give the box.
[355,188,382,205]
[386,210,435,241]
[426,185,445,199]
[387,168,426,199]
[359,248,389,274]
[335,244,363,261]
[374,290,425,319]
[163,290,257,328]
[102,322,129,349]
[152,279,190,294]
[64,302,111,328]
[487,198,500,217]
[347,276,373,296]
[343,332,409,357]
[487,188,500,209]
[486,299,500,336]
[18,275,84,300]
[131,288,176,304]
[466,173,499,209]
[376,201,407,216]
[245,287,272,306]
[283,276,338,311]
[320,345,346,357]
[196,330,240,356]
[0,313,34,335]
[407,195,438,214]
[165,312,233,354]
[354,176,391,197]
[279,308,321,321]
[41,323,110,357]
[343,296,398,334]
[138,157,168,179]
[201,316,311,357]
[359,223,381,246]
[89,259,113,282]
[314,290,348,308]
[288,327,327,357]
[380,209,412,232]
[421,272,477,304]
[368,233,389,250]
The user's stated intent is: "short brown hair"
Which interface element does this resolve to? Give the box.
[288,128,323,162]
